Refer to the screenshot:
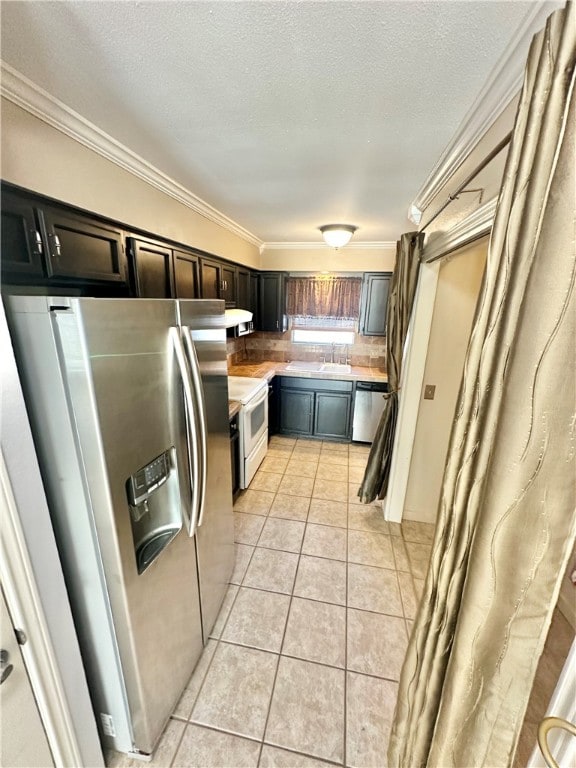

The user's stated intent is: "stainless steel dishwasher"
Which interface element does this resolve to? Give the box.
[352,381,389,442]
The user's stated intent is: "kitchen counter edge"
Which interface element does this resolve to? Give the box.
[227,361,387,384]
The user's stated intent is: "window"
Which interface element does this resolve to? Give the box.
[292,328,355,345]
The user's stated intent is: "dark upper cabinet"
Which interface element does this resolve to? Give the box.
[221,264,236,307]
[128,237,175,298]
[200,257,237,307]
[42,207,125,284]
[1,191,45,280]
[250,272,259,323]
[258,272,288,332]
[200,258,220,300]
[236,268,250,310]
[174,250,199,298]
[1,187,127,290]
[359,272,392,336]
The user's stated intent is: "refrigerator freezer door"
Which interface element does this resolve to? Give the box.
[177,300,234,641]
[6,297,204,756]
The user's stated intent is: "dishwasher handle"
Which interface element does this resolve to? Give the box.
[356,381,388,393]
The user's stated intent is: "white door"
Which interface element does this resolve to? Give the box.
[0,586,54,768]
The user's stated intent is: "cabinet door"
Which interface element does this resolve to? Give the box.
[129,238,175,297]
[259,272,287,332]
[237,268,250,310]
[250,272,259,324]
[174,250,199,298]
[359,273,392,336]
[0,191,45,279]
[221,264,237,307]
[280,389,314,435]
[314,392,351,440]
[200,259,221,299]
[42,207,125,284]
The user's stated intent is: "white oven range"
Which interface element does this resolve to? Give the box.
[228,376,268,488]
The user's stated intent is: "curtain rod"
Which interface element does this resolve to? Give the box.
[420,131,513,233]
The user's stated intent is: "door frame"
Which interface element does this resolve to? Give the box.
[384,198,497,522]
[1,453,83,767]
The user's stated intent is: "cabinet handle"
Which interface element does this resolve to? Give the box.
[49,233,62,257]
[30,229,43,255]
[276,320,279,329]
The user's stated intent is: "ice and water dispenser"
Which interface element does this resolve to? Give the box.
[126,447,182,574]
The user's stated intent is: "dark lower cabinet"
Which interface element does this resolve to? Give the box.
[280,389,314,435]
[279,377,352,441]
[315,392,352,440]
[128,237,174,298]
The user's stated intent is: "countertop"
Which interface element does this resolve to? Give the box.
[227,361,387,384]
[228,400,241,420]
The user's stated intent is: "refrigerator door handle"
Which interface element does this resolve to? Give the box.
[181,326,208,528]
[170,327,201,536]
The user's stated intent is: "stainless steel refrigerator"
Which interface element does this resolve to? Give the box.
[4,295,234,759]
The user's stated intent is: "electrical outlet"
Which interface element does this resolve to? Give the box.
[424,384,436,400]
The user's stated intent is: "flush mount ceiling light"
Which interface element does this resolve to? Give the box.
[319,224,358,249]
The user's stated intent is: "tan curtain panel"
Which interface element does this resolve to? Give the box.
[286,277,362,318]
[389,5,576,767]
[358,233,422,503]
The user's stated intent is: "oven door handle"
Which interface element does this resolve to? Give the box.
[244,385,268,415]
[181,326,208,528]
[170,327,200,536]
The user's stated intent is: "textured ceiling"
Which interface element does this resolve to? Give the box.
[1,1,533,243]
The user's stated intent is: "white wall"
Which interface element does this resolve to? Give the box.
[1,99,261,268]
[403,237,488,523]
[260,245,397,272]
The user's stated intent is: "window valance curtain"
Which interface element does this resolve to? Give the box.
[286,277,362,318]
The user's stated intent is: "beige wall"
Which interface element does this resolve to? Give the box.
[1,99,261,268]
[403,237,488,524]
[260,246,396,273]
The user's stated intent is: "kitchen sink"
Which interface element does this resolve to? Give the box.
[285,361,324,372]
[320,363,351,373]
[285,361,351,374]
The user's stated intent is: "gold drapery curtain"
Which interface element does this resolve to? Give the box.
[389,5,576,767]
[286,277,362,318]
[358,233,422,503]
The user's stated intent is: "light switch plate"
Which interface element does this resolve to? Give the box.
[424,384,436,400]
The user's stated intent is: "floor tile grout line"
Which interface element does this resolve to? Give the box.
[343,501,349,768]
[255,482,310,768]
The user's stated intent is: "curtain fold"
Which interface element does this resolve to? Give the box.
[358,232,422,503]
[286,277,362,318]
[389,5,576,767]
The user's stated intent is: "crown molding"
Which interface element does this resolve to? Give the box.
[0,62,263,249]
[421,197,497,263]
[262,241,396,251]
[409,0,563,223]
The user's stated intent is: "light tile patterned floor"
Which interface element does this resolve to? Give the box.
[108,437,434,768]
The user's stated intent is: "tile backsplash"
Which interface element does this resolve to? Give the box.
[227,331,386,369]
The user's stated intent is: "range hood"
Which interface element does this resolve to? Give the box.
[224,308,253,328]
